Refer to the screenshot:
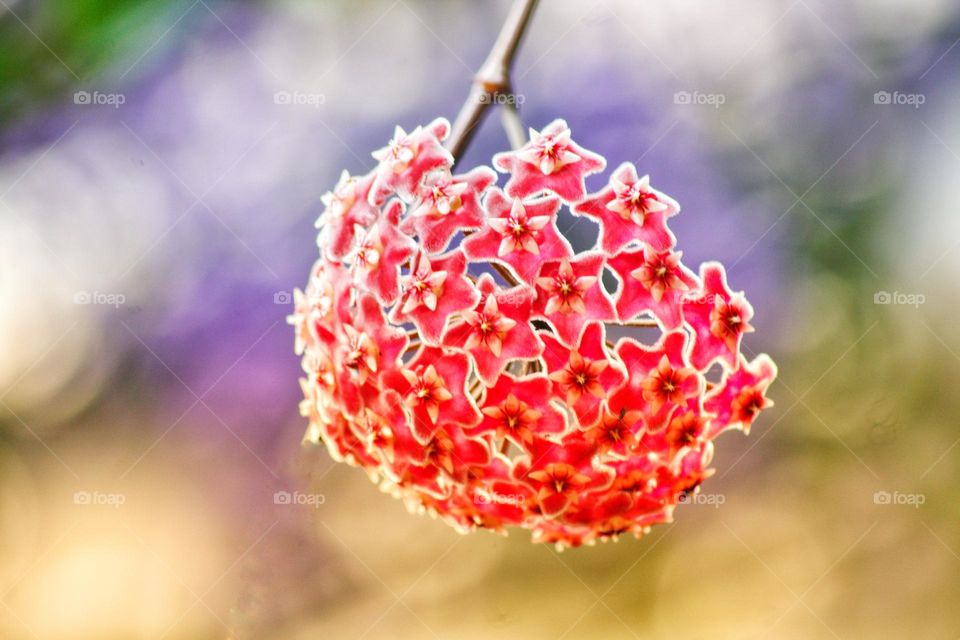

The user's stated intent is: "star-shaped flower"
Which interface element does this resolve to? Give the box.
[369,118,454,203]
[682,262,755,370]
[493,119,606,202]
[607,246,698,329]
[316,171,379,260]
[335,294,408,417]
[390,249,480,344]
[463,188,572,284]
[423,427,492,482]
[704,353,776,436]
[442,273,542,384]
[540,322,626,427]
[641,354,699,416]
[584,407,643,458]
[607,331,702,432]
[466,457,536,530]
[293,259,355,352]
[468,373,567,448]
[400,167,497,253]
[383,346,480,442]
[348,200,417,306]
[533,253,615,346]
[352,390,421,467]
[659,409,708,462]
[514,435,612,517]
[572,163,678,254]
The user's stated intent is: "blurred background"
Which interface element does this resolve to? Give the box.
[1,0,959,638]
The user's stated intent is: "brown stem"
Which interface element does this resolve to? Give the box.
[623,320,659,328]
[500,101,528,150]
[492,263,520,287]
[446,0,539,161]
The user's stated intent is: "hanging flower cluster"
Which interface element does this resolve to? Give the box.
[290,117,777,548]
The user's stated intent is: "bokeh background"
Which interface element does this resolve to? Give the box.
[2,0,959,638]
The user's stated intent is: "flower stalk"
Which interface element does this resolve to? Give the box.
[447,0,539,161]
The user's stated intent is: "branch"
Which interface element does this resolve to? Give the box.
[500,101,527,150]
[446,0,539,161]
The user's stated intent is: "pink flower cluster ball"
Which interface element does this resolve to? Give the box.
[290,117,777,548]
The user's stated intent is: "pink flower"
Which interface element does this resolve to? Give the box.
[683,262,755,370]
[470,373,567,447]
[541,322,626,426]
[573,163,678,254]
[370,118,454,203]
[608,331,701,432]
[515,435,614,519]
[334,294,408,417]
[533,253,616,345]
[384,346,481,443]
[390,249,480,343]
[493,119,606,202]
[607,246,698,329]
[317,171,379,260]
[443,274,542,384]
[400,167,497,253]
[349,200,417,305]
[584,407,643,458]
[705,354,776,436]
[295,116,777,548]
[463,188,572,283]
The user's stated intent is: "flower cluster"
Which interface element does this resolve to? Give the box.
[290,117,777,548]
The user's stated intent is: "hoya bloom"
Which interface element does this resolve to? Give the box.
[463,189,572,283]
[335,294,408,417]
[443,274,541,384]
[533,253,615,345]
[540,322,627,426]
[470,373,567,447]
[296,115,777,549]
[370,118,454,203]
[683,262,755,370]
[660,409,708,462]
[400,167,497,253]
[704,354,776,436]
[607,246,698,329]
[390,249,479,343]
[317,171,379,260]
[493,119,606,202]
[573,163,678,254]
[414,426,491,483]
[584,407,643,458]
[349,200,417,305]
[608,331,701,432]
[515,436,612,518]
[384,346,480,443]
